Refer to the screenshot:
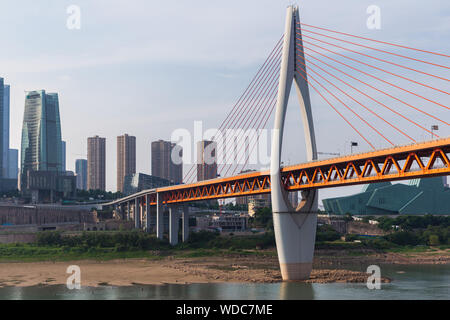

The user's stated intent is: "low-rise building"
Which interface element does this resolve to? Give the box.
[211,214,248,232]
[122,173,173,196]
[248,194,271,217]
[22,171,77,203]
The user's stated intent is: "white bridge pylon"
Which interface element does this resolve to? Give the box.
[270,5,319,281]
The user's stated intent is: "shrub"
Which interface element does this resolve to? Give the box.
[316,225,341,242]
[384,231,421,246]
[36,231,63,246]
[428,234,440,246]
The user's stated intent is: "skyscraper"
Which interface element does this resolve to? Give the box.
[117,134,136,193]
[197,140,217,181]
[75,159,88,190]
[151,140,182,184]
[87,136,106,191]
[0,78,6,178]
[20,90,63,189]
[0,78,18,182]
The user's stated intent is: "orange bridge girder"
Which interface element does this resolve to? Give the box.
[109,138,450,207]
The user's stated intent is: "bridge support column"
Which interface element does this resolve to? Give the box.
[156,193,164,240]
[145,194,151,233]
[182,205,189,242]
[271,5,318,281]
[169,205,179,246]
[272,193,318,280]
[134,197,141,229]
[126,202,130,221]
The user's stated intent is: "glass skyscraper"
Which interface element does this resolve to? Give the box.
[21,90,63,189]
[3,84,10,178]
[0,78,5,177]
[0,77,17,181]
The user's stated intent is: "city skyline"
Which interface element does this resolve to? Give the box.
[1,1,448,199]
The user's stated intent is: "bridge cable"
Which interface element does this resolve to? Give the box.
[296,52,410,144]
[183,37,283,183]
[296,45,443,137]
[300,27,450,72]
[295,51,417,142]
[297,41,449,126]
[298,32,450,93]
[299,37,450,108]
[193,50,281,182]
[295,62,384,147]
[215,52,282,176]
[299,22,450,59]
[232,91,279,175]
[223,74,280,176]
[294,68,376,149]
[218,59,281,176]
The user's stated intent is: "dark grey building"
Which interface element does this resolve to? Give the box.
[25,171,76,203]
[151,140,182,184]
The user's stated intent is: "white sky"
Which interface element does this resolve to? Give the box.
[0,0,448,202]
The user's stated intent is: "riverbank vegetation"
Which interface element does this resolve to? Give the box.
[0,215,448,262]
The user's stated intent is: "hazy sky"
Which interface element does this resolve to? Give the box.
[0,0,448,202]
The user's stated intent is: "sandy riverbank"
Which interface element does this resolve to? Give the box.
[0,248,447,288]
[0,256,382,288]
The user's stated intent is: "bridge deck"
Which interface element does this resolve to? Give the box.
[108,138,450,207]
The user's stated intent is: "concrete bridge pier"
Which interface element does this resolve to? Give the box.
[145,194,151,233]
[182,205,189,242]
[156,193,164,240]
[134,197,141,229]
[271,5,318,281]
[169,205,179,246]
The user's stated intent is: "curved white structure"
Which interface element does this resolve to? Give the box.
[270,6,318,281]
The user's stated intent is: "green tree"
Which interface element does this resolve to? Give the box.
[428,234,440,246]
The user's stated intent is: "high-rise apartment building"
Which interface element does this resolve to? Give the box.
[151,140,182,184]
[117,134,136,193]
[20,90,63,190]
[87,136,106,191]
[197,140,217,182]
[75,159,88,190]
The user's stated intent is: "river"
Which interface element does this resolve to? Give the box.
[0,264,448,300]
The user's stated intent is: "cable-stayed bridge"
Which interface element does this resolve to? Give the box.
[106,6,450,280]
